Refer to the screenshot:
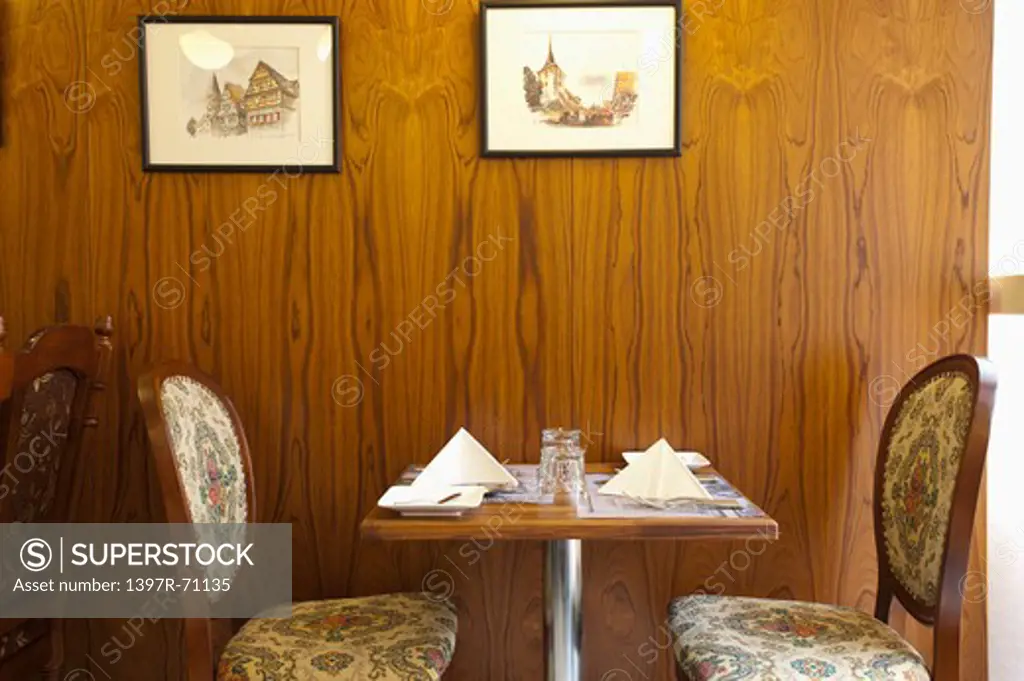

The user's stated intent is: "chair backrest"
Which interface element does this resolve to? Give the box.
[137,361,255,681]
[0,319,12,402]
[0,317,113,524]
[137,362,254,526]
[872,354,996,681]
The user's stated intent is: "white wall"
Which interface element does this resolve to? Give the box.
[987,2,1024,679]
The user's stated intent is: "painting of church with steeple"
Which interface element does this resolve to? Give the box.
[522,34,637,127]
[482,3,680,157]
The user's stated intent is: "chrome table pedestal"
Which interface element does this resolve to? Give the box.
[545,538,583,681]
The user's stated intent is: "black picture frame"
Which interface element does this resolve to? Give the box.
[138,15,342,174]
[479,0,683,159]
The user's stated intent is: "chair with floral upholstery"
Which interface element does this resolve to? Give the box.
[137,361,458,681]
[667,354,996,681]
[0,317,114,679]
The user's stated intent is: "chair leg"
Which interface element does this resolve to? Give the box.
[42,620,63,681]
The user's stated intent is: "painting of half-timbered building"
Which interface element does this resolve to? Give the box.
[244,61,300,129]
[182,49,301,140]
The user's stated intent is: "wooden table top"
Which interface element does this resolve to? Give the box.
[360,463,778,542]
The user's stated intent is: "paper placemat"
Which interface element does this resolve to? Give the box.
[577,472,767,519]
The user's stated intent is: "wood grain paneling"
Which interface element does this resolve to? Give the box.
[0,0,992,679]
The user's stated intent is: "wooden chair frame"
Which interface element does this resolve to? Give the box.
[872,354,996,681]
[137,361,257,681]
[676,354,996,681]
[0,317,113,679]
[0,319,12,401]
[0,321,113,503]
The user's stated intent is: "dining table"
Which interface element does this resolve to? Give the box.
[360,462,779,681]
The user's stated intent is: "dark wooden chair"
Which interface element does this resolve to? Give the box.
[0,317,114,679]
[667,354,996,681]
[0,319,12,401]
[137,361,458,681]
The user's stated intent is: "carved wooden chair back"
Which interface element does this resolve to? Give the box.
[872,354,996,681]
[0,317,113,523]
[0,319,11,401]
[0,317,113,677]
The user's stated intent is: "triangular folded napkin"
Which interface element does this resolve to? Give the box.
[599,438,710,501]
[411,428,519,489]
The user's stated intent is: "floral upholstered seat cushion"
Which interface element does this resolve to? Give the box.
[668,595,929,681]
[217,593,458,681]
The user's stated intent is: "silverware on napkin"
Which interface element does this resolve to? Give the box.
[393,492,462,507]
[622,493,744,510]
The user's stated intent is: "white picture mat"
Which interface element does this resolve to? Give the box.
[484,6,678,153]
[143,22,337,167]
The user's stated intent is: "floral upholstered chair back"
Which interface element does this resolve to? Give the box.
[157,374,248,525]
[877,357,988,613]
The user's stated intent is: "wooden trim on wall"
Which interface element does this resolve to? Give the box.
[989,276,1024,314]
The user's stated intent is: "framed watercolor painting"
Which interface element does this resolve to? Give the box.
[138,16,341,173]
[480,0,682,158]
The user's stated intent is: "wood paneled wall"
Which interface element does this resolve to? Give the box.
[0,0,993,679]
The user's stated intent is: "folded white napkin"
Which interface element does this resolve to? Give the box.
[622,448,710,468]
[600,438,710,501]
[411,428,519,489]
